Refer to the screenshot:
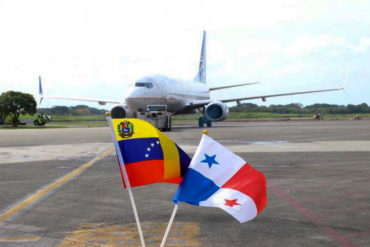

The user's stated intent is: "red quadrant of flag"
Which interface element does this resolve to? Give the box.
[222,164,267,213]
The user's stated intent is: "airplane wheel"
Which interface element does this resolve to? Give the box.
[206,120,212,127]
[198,117,204,127]
[167,117,172,131]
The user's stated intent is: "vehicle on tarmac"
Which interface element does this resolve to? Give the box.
[313,113,323,120]
[39,31,342,130]
[33,114,52,126]
[137,105,171,131]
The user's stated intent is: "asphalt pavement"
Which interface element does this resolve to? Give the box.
[0,120,369,247]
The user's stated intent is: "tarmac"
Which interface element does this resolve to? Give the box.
[0,120,369,247]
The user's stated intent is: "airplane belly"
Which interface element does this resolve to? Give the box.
[125,97,185,113]
[126,98,168,112]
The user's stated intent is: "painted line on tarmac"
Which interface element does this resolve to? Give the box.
[58,221,203,247]
[181,140,370,153]
[0,236,41,242]
[0,142,112,164]
[0,146,115,225]
[2,141,369,165]
[269,183,356,247]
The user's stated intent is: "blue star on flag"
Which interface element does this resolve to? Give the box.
[201,153,219,168]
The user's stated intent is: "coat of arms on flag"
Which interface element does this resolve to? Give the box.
[117,120,134,138]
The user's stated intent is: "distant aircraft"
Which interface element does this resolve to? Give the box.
[39,31,342,130]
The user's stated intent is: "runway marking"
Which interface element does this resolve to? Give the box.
[0,147,115,224]
[0,142,113,164]
[181,140,370,153]
[299,190,370,204]
[2,140,370,165]
[58,221,203,247]
[0,236,41,242]
[345,230,370,240]
[269,183,356,247]
[316,206,370,218]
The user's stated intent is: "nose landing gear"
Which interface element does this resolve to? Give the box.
[198,117,212,127]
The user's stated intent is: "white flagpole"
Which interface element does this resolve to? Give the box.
[106,114,146,247]
[160,129,207,247]
[160,203,179,247]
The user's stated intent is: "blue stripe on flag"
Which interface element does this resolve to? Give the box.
[118,138,163,164]
[173,168,219,205]
[176,144,191,176]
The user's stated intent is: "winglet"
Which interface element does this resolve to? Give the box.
[39,76,44,104]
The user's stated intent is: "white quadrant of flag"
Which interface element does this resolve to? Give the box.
[189,134,245,187]
[199,188,258,223]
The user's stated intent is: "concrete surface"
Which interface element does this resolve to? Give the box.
[0,120,369,246]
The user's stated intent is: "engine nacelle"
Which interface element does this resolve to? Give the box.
[204,101,229,122]
[110,105,136,119]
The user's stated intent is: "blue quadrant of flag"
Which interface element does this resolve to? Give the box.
[176,144,192,176]
[173,168,219,205]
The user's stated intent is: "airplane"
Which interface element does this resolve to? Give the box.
[39,31,343,130]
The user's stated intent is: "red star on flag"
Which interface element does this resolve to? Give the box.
[224,199,241,207]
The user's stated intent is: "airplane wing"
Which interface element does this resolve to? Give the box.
[185,88,343,109]
[40,95,121,105]
[209,82,260,91]
[38,76,121,105]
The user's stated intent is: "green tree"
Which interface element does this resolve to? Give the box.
[0,91,37,126]
[51,106,70,115]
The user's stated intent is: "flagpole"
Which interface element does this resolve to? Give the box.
[160,129,208,247]
[106,114,146,247]
[160,203,179,247]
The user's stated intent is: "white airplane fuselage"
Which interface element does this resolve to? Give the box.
[125,75,210,114]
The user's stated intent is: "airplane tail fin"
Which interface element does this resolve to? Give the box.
[195,30,206,83]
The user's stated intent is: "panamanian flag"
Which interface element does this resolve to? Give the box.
[173,134,267,223]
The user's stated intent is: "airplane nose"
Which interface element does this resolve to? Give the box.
[125,87,152,111]
[127,87,147,98]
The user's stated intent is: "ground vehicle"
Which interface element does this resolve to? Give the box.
[33,114,52,126]
[137,105,171,131]
[354,115,362,120]
[313,113,323,120]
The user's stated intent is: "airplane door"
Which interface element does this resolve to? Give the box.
[156,82,165,98]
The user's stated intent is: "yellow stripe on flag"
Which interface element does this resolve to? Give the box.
[111,118,159,141]
[158,132,181,180]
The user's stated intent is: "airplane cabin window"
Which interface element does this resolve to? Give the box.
[135,82,153,89]
[135,82,146,87]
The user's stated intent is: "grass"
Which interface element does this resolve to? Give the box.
[173,112,370,121]
[1,113,369,129]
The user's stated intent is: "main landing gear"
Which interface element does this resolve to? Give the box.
[198,116,212,128]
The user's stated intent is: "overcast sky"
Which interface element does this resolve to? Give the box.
[0,0,369,109]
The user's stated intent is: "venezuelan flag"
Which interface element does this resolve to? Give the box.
[111,118,191,187]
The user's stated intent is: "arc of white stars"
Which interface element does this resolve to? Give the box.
[145,141,160,158]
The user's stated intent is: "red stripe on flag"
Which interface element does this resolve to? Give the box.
[118,164,127,188]
[123,160,164,187]
[164,177,182,184]
[222,163,267,214]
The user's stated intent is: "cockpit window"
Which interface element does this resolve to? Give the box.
[135,82,153,89]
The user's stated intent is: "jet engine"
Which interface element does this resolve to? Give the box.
[204,101,229,121]
[110,105,136,119]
